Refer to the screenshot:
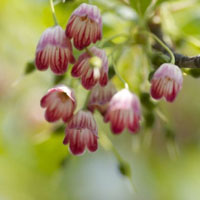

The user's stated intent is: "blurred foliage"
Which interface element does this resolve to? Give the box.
[1,0,200,200]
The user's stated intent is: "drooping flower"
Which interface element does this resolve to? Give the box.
[66,3,102,50]
[71,47,108,89]
[40,85,76,123]
[104,89,141,134]
[88,82,116,115]
[150,63,183,102]
[35,25,75,75]
[63,110,98,155]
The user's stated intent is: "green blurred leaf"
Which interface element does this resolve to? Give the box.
[130,0,152,16]
[53,74,66,84]
[34,134,68,174]
[151,52,170,68]
[118,161,131,177]
[108,65,116,79]
[140,92,156,110]
[24,61,36,75]
[145,112,155,128]
[164,126,175,140]
[187,68,200,78]
[52,124,65,135]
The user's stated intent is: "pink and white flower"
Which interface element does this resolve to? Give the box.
[88,82,116,115]
[35,25,75,75]
[150,63,183,102]
[63,110,98,155]
[104,89,141,134]
[66,3,102,50]
[40,85,76,123]
[71,47,108,89]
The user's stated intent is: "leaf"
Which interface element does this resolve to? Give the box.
[187,68,200,78]
[53,74,66,84]
[108,65,116,79]
[24,61,36,75]
[130,0,152,16]
[144,112,155,128]
[140,92,156,110]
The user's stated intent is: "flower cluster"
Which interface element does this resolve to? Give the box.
[35,3,183,156]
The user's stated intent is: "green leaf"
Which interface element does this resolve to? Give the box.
[108,65,116,79]
[118,161,131,177]
[140,92,156,110]
[186,68,200,78]
[144,112,155,128]
[24,61,36,75]
[130,0,152,16]
[53,74,66,84]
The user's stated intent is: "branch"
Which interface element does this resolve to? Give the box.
[148,15,200,68]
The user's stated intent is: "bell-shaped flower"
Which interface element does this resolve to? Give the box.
[104,89,141,134]
[63,110,98,155]
[35,25,75,75]
[40,85,76,123]
[66,3,102,50]
[71,47,108,89]
[88,82,116,115]
[150,63,183,102]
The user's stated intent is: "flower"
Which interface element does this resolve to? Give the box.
[71,47,108,89]
[35,25,75,75]
[40,85,76,123]
[88,82,116,115]
[150,63,183,102]
[104,89,141,134]
[63,110,98,155]
[66,3,102,50]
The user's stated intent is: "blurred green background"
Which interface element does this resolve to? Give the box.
[1,0,200,199]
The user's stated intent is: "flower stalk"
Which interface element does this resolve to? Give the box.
[49,0,58,25]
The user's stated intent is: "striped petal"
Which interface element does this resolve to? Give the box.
[150,63,183,102]
[66,3,102,50]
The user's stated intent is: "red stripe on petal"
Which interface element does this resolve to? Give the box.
[127,113,140,133]
[81,69,98,89]
[110,110,125,134]
[71,59,88,77]
[45,107,62,122]
[50,47,68,75]
[150,78,163,100]
[63,131,70,145]
[165,80,178,102]
[99,72,108,87]
[87,132,98,152]
[35,50,49,71]
[69,130,86,155]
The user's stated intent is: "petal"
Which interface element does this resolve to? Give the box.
[69,130,86,155]
[40,89,58,108]
[99,71,108,87]
[110,110,125,134]
[49,47,69,75]
[150,78,164,100]
[62,100,75,122]
[87,131,98,152]
[45,107,62,122]
[165,80,179,102]
[35,49,49,71]
[127,112,140,133]
[71,58,89,77]
[81,68,98,89]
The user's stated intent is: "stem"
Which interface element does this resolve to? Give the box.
[85,47,93,57]
[82,91,90,110]
[147,32,175,64]
[49,0,58,25]
[112,55,129,89]
[100,33,129,48]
